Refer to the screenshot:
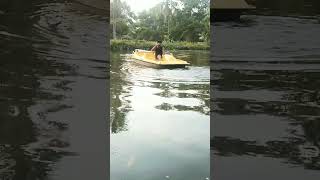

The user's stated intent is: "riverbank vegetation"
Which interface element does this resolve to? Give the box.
[111,0,210,50]
[111,39,209,51]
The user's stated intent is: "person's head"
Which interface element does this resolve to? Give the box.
[157,40,162,45]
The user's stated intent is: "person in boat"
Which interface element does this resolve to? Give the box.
[151,40,164,60]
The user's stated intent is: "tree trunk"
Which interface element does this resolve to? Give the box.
[113,22,117,39]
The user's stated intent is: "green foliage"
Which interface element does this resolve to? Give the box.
[111,39,209,51]
[111,0,136,39]
[111,0,210,43]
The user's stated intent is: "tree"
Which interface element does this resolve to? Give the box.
[112,0,209,42]
[111,0,135,39]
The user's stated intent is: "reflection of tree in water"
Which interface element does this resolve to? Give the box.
[212,136,320,170]
[212,68,320,169]
[154,82,210,115]
[110,52,132,133]
[147,51,210,115]
[0,0,76,179]
[175,51,210,67]
[110,51,210,132]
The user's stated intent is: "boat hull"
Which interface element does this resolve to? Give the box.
[133,59,187,69]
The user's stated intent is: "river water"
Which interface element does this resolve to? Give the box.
[211,4,320,180]
[111,50,210,180]
[0,0,108,179]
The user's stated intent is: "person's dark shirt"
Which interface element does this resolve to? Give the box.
[151,45,163,56]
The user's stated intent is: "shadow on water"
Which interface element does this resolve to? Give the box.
[1,0,108,179]
[212,1,320,179]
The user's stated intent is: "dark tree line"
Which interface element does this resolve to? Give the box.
[111,0,210,42]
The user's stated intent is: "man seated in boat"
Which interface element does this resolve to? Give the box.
[151,40,164,60]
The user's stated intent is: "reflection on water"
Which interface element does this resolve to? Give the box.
[1,0,108,179]
[212,7,320,180]
[111,50,210,179]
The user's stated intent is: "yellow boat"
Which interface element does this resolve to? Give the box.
[131,49,190,68]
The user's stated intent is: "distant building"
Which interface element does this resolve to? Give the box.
[75,0,108,10]
[212,0,255,21]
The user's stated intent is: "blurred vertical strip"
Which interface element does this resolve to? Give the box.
[0,0,110,179]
